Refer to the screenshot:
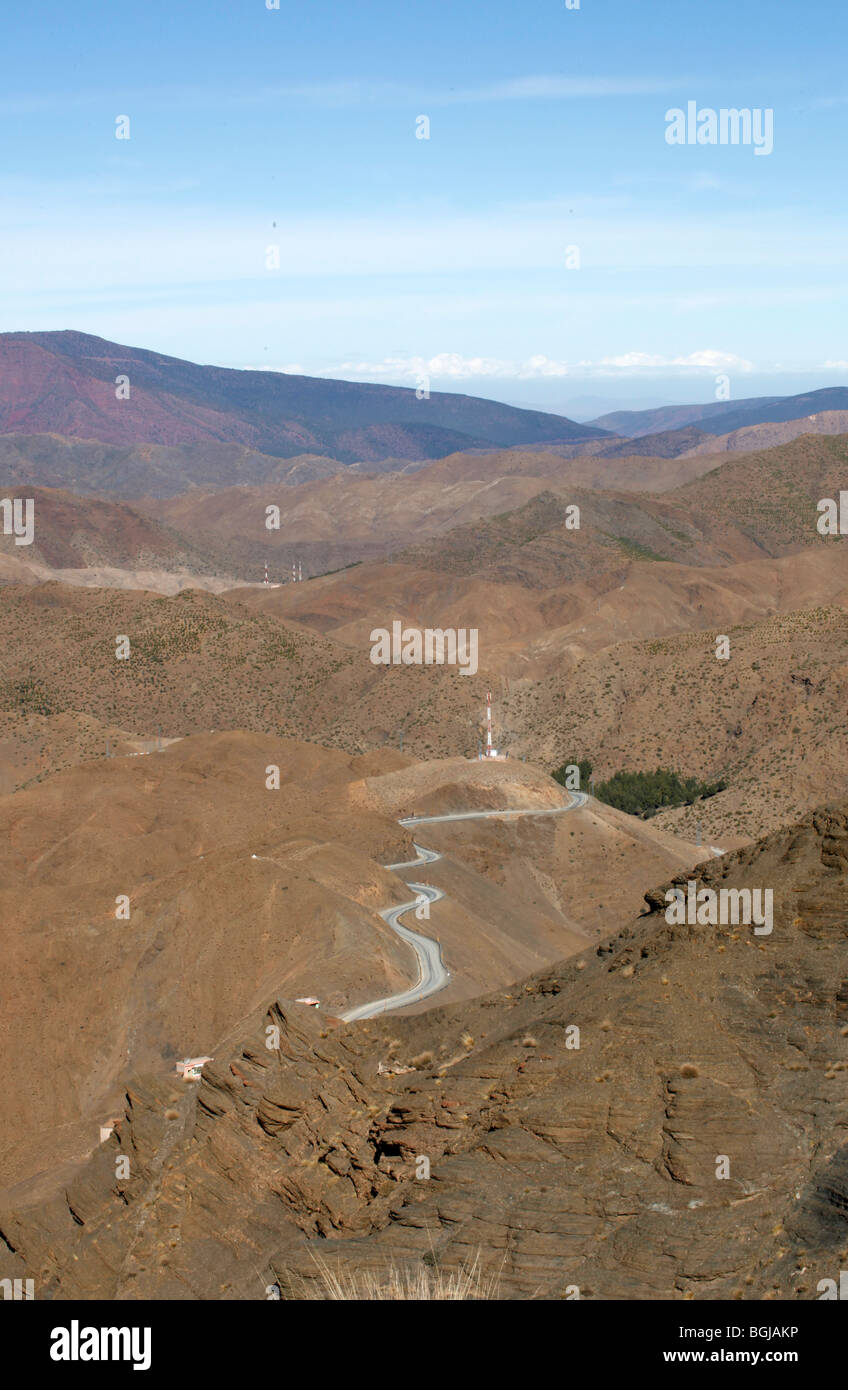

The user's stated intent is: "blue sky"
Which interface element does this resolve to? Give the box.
[2,0,847,417]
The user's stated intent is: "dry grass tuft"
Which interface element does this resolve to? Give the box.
[290,1251,500,1301]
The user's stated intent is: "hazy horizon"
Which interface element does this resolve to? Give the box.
[4,0,847,417]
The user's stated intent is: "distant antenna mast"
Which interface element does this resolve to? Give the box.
[486,690,494,758]
[298,560,303,582]
[264,561,269,586]
[291,559,296,584]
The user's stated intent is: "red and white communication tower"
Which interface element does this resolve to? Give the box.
[264,561,269,586]
[485,690,496,757]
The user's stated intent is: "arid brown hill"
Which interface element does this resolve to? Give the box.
[4,432,843,589]
[0,582,495,790]
[507,597,848,841]
[0,486,224,574]
[554,412,848,462]
[2,559,846,846]
[2,800,844,1299]
[0,737,699,1195]
[0,435,344,498]
[140,432,848,582]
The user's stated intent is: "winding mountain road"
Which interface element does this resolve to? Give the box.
[339,789,588,1023]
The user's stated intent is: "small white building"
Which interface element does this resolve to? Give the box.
[176,1056,213,1081]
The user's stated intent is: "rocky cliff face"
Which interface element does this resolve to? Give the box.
[2,804,845,1300]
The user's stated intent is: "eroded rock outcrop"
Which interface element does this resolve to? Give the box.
[2,803,846,1299]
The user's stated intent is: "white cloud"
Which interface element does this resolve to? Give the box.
[246,350,755,384]
[589,350,753,372]
[330,353,571,382]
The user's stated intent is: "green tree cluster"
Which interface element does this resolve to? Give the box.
[552,758,593,790]
[594,767,726,818]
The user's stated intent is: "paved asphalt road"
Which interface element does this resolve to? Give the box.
[339,790,587,1023]
[338,881,448,1023]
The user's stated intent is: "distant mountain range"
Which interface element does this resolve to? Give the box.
[589,386,848,438]
[1,332,846,498]
[0,331,607,486]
